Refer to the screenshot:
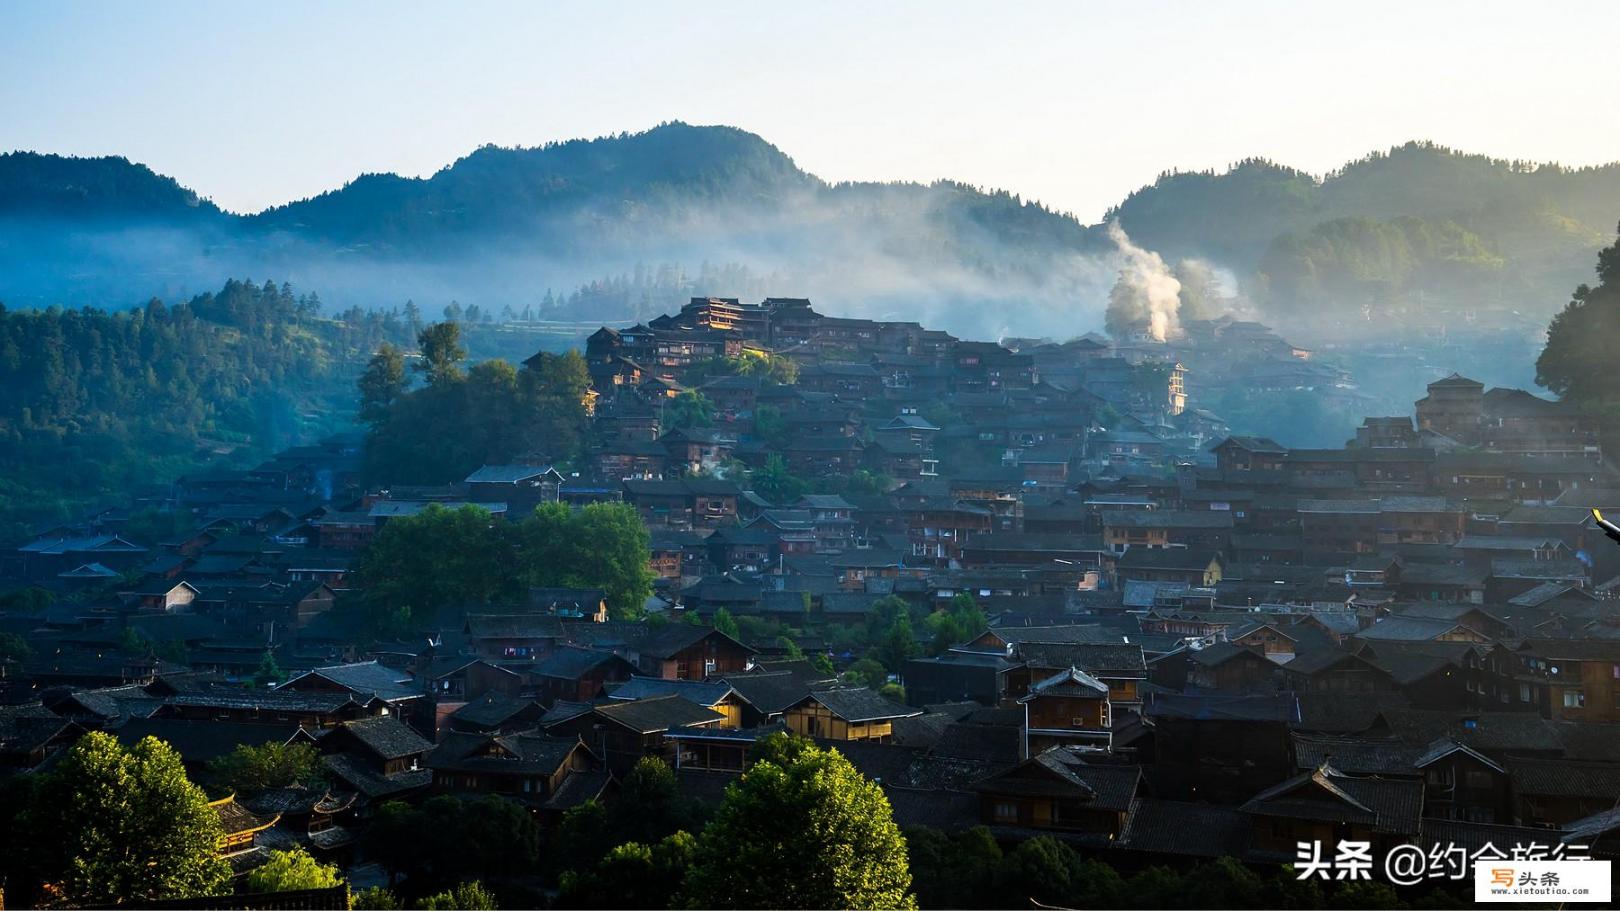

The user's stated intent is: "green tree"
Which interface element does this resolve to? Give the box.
[355,504,513,632]
[364,795,539,891]
[23,732,230,906]
[356,500,654,632]
[682,734,915,909]
[665,389,716,430]
[207,741,323,794]
[713,607,740,640]
[365,801,421,886]
[359,342,408,425]
[0,631,33,662]
[512,502,655,620]
[904,826,1004,910]
[253,650,286,686]
[875,615,919,672]
[558,830,695,910]
[999,836,1081,907]
[753,403,789,447]
[843,657,889,689]
[752,453,810,505]
[416,322,466,386]
[244,847,342,893]
[353,886,403,910]
[809,651,836,677]
[417,881,498,910]
[1537,225,1620,403]
[0,586,55,613]
[923,594,987,654]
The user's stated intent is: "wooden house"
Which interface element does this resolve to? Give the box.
[1018,667,1112,758]
[781,687,920,743]
[316,715,434,804]
[426,730,601,802]
[573,695,726,771]
[972,748,1141,842]
[631,625,755,680]
[1240,763,1423,860]
[527,647,637,706]
[212,794,280,860]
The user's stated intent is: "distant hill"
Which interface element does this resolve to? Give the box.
[0,152,223,220]
[1111,142,1620,318]
[1,127,1617,334]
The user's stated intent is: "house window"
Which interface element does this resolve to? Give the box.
[1563,690,1586,709]
[994,802,1018,822]
[1519,684,1532,703]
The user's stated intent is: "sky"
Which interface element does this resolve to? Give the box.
[3,1,1617,222]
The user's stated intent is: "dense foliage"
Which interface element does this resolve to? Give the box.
[1115,142,1620,313]
[244,848,343,893]
[362,322,591,483]
[12,732,230,906]
[367,795,540,892]
[0,279,403,539]
[205,741,324,795]
[1259,215,1504,313]
[1537,225,1620,403]
[682,734,915,909]
[354,502,655,630]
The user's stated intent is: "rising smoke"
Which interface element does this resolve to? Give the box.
[1104,221,1184,341]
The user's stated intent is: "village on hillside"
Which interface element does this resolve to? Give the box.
[5,295,1620,896]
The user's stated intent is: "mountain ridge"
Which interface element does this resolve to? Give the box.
[2,123,1617,334]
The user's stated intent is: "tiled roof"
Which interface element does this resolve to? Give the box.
[607,677,735,706]
[803,687,921,723]
[335,716,433,760]
[1021,667,1109,700]
[281,661,417,701]
[592,695,724,733]
[449,692,541,728]
[321,753,432,799]
[1118,798,1252,857]
[1018,642,1146,675]
[1504,757,1620,798]
[721,672,813,715]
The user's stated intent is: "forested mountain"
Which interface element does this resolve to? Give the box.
[0,280,404,538]
[0,152,224,220]
[2,127,1619,333]
[1113,142,1620,318]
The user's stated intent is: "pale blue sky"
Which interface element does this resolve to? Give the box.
[3,1,1616,221]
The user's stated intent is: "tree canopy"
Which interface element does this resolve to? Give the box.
[0,278,402,538]
[1537,224,1620,403]
[682,733,915,909]
[20,732,231,906]
[244,847,343,893]
[363,326,590,483]
[206,741,324,795]
[354,499,654,631]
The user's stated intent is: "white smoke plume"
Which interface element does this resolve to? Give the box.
[1105,220,1182,341]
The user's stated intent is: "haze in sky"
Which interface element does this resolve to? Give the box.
[2,0,1617,222]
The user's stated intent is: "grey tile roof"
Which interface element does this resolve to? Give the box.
[592,695,724,733]
[450,691,542,728]
[336,715,433,761]
[1118,798,1252,857]
[803,687,921,723]
[607,677,735,706]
